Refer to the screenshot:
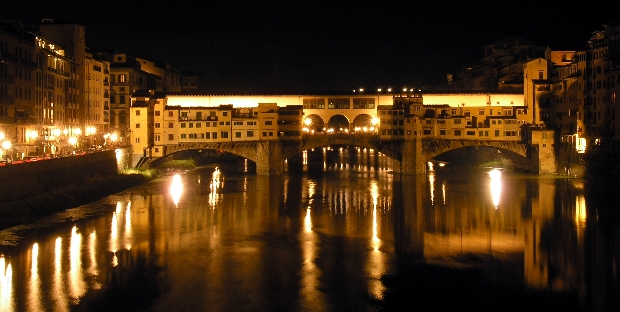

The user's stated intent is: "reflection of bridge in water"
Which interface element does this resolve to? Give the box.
[153,128,555,176]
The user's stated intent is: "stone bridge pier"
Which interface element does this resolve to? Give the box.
[256,141,284,175]
[399,138,426,175]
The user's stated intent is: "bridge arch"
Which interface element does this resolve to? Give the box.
[303,114,325,132]
[352,114,374,130]
[327,114,350,132]
[420,139,531,170]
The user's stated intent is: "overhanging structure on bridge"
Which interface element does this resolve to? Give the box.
[129,92,558,175]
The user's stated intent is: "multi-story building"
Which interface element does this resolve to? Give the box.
[524,23,620,153]
[91,50,182,143]
[84,53,110,145]
[448,37,547,92]
[0,20,37,160]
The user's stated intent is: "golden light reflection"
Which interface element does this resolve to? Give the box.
[170,173,183,207]
[367,180,386,300]
[53,237,68,311]
[575,195,586,224]
[370,181,380,249]
[69,226,86,302]
[125,202,133,250]
[209,168,221,207]
[442,181,446,205]
[488,169,502,209]
[28,243,42,311]
[0,256,13,311]
[88,231,99,279]
[110,211,119,253]
[429,171,435,205]
[300,179,324,310]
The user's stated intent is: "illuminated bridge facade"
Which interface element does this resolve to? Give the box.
[130,91,557,175]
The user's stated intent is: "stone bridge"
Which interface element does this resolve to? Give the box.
[148,132,554,175]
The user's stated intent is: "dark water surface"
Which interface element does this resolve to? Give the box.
[0,148,618,311]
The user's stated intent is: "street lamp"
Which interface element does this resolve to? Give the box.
[303,118,312,132]
[1,140,11,161]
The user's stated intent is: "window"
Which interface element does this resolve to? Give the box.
[155,135,160,142]
[119,74,126,83]
[205,132,211,139]
[327,98,350,109]
[189,123,193,128]
[168,122,174,128]
[247,130,254,137]
[135,123,140,128]
[223,112,228,116]
[439,129,446,135]
[181,134,186,139]
[495,130,500,137]
[353,98,375,109]
[212,132,217,139]
[168,134,174,140]
[181,123,186,128]
[169,111,174,117]
[454,130,461,136]
[135,138,140,143]
[265,120,273,125]
[303,98,326,109]
[196,112,202,120]
[155,122,160,128]
[196,123,201,128]
[235,132,241,138]
[221,131,228,138]
[155,111,160,116]
[135,110,140,116]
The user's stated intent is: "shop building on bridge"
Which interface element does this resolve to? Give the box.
[129,90,545,170]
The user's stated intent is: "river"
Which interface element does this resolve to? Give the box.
[0,147,617,311]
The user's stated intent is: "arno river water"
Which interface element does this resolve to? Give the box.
[0,147,618,311]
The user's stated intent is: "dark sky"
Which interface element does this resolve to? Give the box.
[1,0,617,93]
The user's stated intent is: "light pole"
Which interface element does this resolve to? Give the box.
[1,139,12,162]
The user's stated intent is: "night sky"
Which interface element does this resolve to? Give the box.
[1,0,617,93]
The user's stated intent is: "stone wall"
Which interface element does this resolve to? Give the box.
[0,150,118,202]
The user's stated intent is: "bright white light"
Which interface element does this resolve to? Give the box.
[0,132,4,140]
[68,137,77,145]
[371,117,380,125]
[489,169,502,208]
[170,174,183,207]
[1,140,10,150]
[304,118,312,126]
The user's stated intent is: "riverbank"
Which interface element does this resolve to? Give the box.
[0,173,151,231]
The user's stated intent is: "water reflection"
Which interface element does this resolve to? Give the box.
[0,156,617,310]
[0,256,12,311]
[367,180,386,300]
[489,169,502,209]
[28,243,41,311]
[69,226,86,303]
[170,174,183,207]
